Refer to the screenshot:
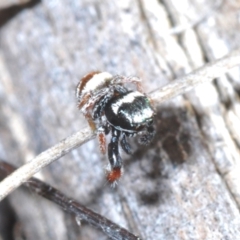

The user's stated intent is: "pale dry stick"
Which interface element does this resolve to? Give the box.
[0,128,95,200]
[0,48,240,201]
[150,48,240,104]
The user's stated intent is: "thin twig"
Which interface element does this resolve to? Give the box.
[167,0,224,35]
[0,128,94,200]
[150,48,240,103]
[0,161,140,240]
[0,48,240,201]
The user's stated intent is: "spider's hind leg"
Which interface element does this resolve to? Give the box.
[97,123,111,155]
[97,126,107,154]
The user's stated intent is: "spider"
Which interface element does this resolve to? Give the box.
[76,71,155,184]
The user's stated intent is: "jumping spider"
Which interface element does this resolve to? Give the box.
[76,71,155,184]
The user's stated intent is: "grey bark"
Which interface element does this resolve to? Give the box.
[0,0,240,239]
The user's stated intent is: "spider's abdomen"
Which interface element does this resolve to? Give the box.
[76,71,113,102]
[105,91,154,132]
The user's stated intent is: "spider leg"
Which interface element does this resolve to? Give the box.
[86,114,97,131]
[138,125,155,145]
[107,129,123,183]
[111,84,128,94]
[92,84,128,121]
[104,122,111,135]
[77,96,96,130]
[125,76,143,92]
[77,93,91,109]
[92,92,113,120]
[111,75,143,92]
[77,91,99,130]
[97,126,107,154]
[120,134,132,155]
[97,124,111,154]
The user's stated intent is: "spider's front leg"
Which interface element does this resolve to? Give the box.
[111,75,143,92]
[92,94,112,120]
[107,129,123,184]
[120,134,132,154]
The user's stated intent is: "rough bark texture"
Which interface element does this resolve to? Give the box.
[0,0,240,239]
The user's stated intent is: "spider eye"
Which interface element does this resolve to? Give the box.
[136,125,143,130]
[147,118,153,125]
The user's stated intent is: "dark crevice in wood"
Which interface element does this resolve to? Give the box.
[0,0,41,28]
[159,0,177,29]
[0,198,18,240]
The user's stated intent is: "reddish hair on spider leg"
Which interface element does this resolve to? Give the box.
[98,132,106,154]
[107,167,122,183]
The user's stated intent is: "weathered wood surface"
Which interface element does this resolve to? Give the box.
[0,0,240,239]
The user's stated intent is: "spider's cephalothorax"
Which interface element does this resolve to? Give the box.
[76,71,155,184]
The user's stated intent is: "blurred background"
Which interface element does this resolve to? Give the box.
[0,0,240,239]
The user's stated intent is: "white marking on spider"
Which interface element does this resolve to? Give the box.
[111,91,145,114]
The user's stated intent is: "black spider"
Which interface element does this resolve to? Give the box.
[76,71,155,184]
